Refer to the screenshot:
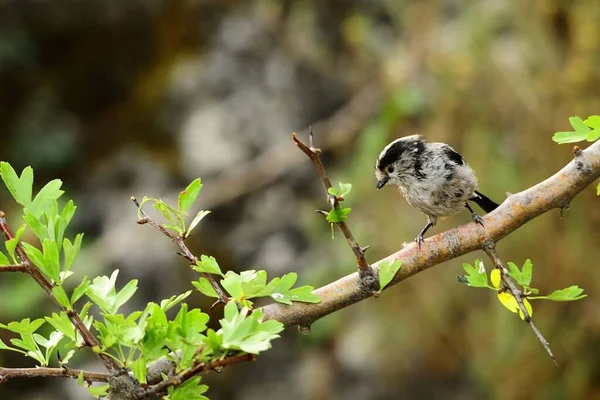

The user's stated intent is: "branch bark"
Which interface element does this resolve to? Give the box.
[261,140,600,328]
[0,366,110,383]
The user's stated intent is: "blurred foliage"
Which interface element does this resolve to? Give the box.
[1,0,600,399]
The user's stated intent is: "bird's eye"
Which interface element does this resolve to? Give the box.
[387,166,394,173]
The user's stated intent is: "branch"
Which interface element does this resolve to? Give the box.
[483,243,557,365]
[0,366,110,383]
[0,262,28,273]
[261,140,600,329]
[0,212,121,373]
[292,131,378,295]
[134,354,255,399]
[131,197,229,306]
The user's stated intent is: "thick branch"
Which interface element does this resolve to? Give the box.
[261,140,600,328]
[0,212,121,373]
[0,366,110,383]
[292,132,378,294]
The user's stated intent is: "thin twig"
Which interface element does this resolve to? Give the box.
[0,262,28,273]
[292,131,378,294]
[0,211,121,373]
[0,366,110,383]
[135,353,255,399]
[130,197,229,305]
[483,243,557,365]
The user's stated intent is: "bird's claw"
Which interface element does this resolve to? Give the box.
[472,213,485,226]
[415,235,425,249]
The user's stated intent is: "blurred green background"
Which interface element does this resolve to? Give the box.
[1,1,599,399]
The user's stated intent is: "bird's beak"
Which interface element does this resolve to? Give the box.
[376,177,389,190]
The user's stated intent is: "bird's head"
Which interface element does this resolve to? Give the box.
[374,134,425,189]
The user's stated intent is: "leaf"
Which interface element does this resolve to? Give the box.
[23,210,48,242]
[167,376,209,400]
[569,116,591,133]
[326,207,352,223]
[597,182,600,196]
[52,286,71,310]
[88,384,110,398]
[221,272,244,301]
[63,233,83,272]
[328,182,353,198]
[131,358,148,384]
[28,179,64,218]
[5,224,26,263]
[378,260,402,293]
[59,349,75,365]
[0,163,33,206]
[506,260,532,287]
[187,210,211,236]
[0,251,9,266]
[178,178,203,213]
[497,292,533,320]
[42,238,61,282]
[21,242,46,273]
[114,279,138,312]
[192,255,223,276]
[490,268,501,288]
[71,277,90,304]
[159,291,192,311]
[45,312,77,341]
[219,303,284,354]
[192,278,219,298]
[461,261,489,288]
[540,285,587,301]
[587,129,600,142]
[585,115,600,129]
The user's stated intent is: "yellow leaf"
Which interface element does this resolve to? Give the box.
[518,298,533,320]
[497,292,519,313]
[497,292,533,320]
[491,269,501,288]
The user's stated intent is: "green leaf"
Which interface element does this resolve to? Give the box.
[269,273,320,304]
[192,278,219,298]
[178,178,203,213]
[506,260,532,287]
[115,279,138,311]
[167,376,209,400]
[42,238,61,282]
[160,291,192,312]
[52,286,72,310]
[187,210,211,237]
[570,116,591,133]
[378,259,402,293]
[219,303,284,354]
[461,261,490,288]
[88,384,110,398]
[21,242,45,270]
[71,277,91,304]
[326,207,352,223]
[0,338,20,352]
[328,182,353,198]
[5,224,26,264]
[0,163,33,206]
[23,210,48,242]
[63,233,83,272]
[0,251,9,266]
[131,357,148,384]
[538,285,587,301]
[221,272,244,301]
[86,270,120,314]
[597,182,600,196]
[45,312,77,342]
[28,179,64,218]
[192,255,223,276]
[585,115,600,129]
[77,370,85,387]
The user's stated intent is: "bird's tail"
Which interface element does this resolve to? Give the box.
[470,190,499,213]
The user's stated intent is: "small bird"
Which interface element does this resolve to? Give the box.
[375,135,499,247]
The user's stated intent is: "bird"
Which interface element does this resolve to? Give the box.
[374,135,499,247]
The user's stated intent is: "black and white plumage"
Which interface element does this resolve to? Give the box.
[374,135,499,247]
